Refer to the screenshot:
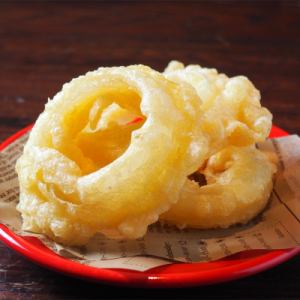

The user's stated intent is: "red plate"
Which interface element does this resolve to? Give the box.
[0,125,299,288]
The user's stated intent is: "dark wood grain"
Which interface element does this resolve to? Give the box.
[0,1,300,299]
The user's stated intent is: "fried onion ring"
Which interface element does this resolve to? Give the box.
[160,146,276,229]
[16,65,208,245]
[164,61,272,153]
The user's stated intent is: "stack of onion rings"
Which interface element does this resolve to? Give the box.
[16,62,276,245]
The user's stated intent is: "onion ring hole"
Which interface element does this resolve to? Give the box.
[55,87,145,175]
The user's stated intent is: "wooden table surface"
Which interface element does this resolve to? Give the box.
[0,1,299,299]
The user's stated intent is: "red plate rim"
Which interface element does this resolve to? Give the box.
[0,125,299,288]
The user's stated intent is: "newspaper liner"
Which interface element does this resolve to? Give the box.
[0,132,300,271]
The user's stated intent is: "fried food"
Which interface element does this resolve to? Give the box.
[16,61,276,246]
[164,61,272,153]
[16,65,208,245]
[161,61,275,229]
[160,146,276,229]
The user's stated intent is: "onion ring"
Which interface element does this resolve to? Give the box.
[160,146,276,229]
[164,61,272,153]
[16,65,208,245]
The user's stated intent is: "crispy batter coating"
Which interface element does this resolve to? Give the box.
[16,65,208,245]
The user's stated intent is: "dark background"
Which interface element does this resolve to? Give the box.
[0,1,299,299]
